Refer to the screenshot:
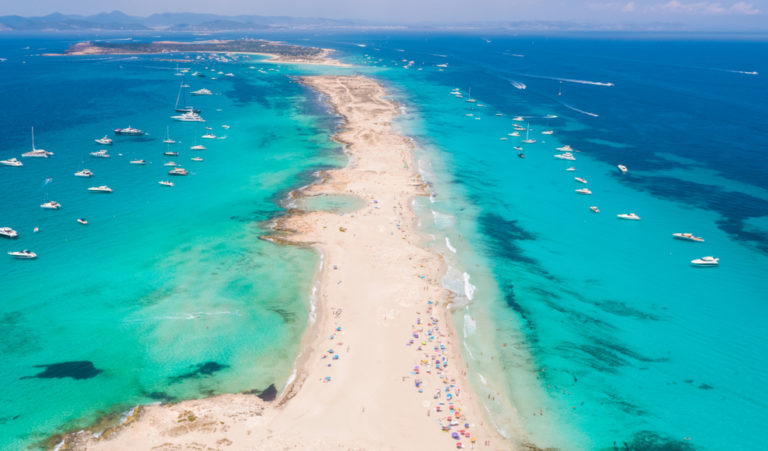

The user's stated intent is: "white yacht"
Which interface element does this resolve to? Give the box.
[201,133,216,139]
[171,111,205,122]
[513,146,523,151]
[168,167,188,176]
[164,151,179,156]
[541,130,554,135]
[190,157,204,162]
[159,180,174,187]
[21,127,53,158]
[95,136,113,145]
[90,150,110,158]
[673,233,705,243]
[691,256,719,267]
[574,177,588,184]
[590,206,600,213]
[114,126,144,136]
[222,124,230,129]
[617,213,640,220]
[40,201,61,210]
[575,188,592,195]
[225,73,235,77]
[566,167,576,172]
[499,137,508,141]
[88,185,113,193]
[512,116,525,122]
[190,144,206,151]
[164,161,177,166]
[130,159,146,165]
[557,145,573,152]
[1,157,23,167]
[75,169,93,177]
[191,88,212,96]
[77,218,88,225]
[0,227,19,239]
[554,153,576,161]
[618,164,628,174]
[8,250,36,259]
[508,132,520,137]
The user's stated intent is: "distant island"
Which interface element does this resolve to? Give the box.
[50,39,343,65]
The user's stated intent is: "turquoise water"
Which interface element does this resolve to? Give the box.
[299,34,767,450]
[0,36,346,449]
[2,32,767,451]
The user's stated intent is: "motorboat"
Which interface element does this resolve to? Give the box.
[201,133,216,139]
[565,167,576,172]
[190,144,206,151]
[618,164,628,174]
[554,153,576,161]
[74,169,94,177]
[673,233,705,243]
[617,213,640,220]
[0,227,19,239]
[513,126,526,131]
[22,127,53,158]
[574,177,588,184]
[159,180,174,187]
[225,73,234,77]
[77,218,88,225]
[222,125,230,129]
[513,116,524,122]
[191,157,204,162]
[691,256,719,267]
[90,150,110,158]
[499,137,508,141]
[508,132,520,137]
[191,88,212,96]
[513,146,523,151]
[95,136,113,145]
[114,126,144,136]
[1,157,23,166]
[88,185,113,193]
[575,188,592,195]
[541,130,554,135]
[557,145,572,152]
[40,201,61,210]
[171,111,205,122]
[130,159,146,165]
[168,167,188,176]
[164,151,179,156]
[164,161,177,166]
[8,250,36,259]
[590,206,600,213]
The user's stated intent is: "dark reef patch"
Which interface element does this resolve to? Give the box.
[615,430,695,450]
[21,361,103,380]
[591,299,661,321]
[145,391,176,403]
[257,384,278,402]
[169,361,228,383]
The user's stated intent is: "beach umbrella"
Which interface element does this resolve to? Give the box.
[452,432,459,439]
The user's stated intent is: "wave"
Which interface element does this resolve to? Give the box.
[445,237,457,253]
[562,103,599,117]
[463,312,477,337]
[510,81,527,90]
[431,210,455,229]
[463,272,476,300]
[478,373,488,385]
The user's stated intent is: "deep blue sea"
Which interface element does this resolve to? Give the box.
[1,32,767,450]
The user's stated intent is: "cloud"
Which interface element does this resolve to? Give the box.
[653,1,760,15]
[622,1,637,12]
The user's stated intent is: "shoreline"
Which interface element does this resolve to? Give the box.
[58,75,524,450]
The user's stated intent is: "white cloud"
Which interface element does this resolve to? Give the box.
[652,1,760,15]
[622,1,637,12]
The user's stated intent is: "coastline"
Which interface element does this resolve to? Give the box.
[58,75,523,450]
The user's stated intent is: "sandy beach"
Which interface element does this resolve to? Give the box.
[60,75,522,450]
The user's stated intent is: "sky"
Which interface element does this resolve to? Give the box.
[1,0,766,28]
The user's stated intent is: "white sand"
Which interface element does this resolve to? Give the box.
[61,76,521,450]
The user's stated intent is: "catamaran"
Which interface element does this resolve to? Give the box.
[21,127,53,158]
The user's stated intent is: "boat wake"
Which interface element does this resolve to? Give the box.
[563,103,599,117]
[510,81,527,90]
[728,69,759,75]
[515,72,614,87]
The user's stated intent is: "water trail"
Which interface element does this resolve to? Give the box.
[515,72,614,86]
[510,81,527,90]
[727,69,758,75]
[562,103,599,117]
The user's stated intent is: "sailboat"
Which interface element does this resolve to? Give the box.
[465,87,477,103]
[174,79,200,114]
[163,126,176,144]
[521,123,536,144]
[557,81,563,97]
[22,127,54,158]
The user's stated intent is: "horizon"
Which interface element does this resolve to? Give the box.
[0,1,767,32]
